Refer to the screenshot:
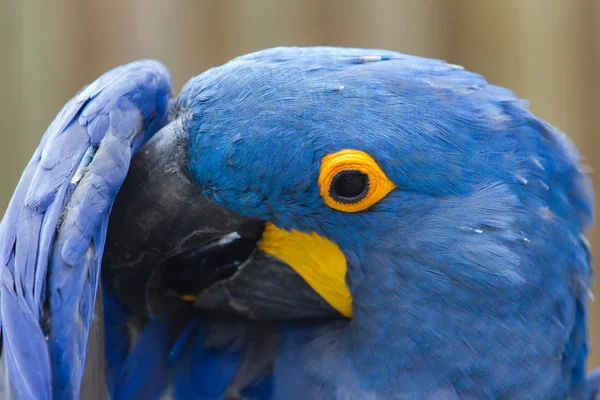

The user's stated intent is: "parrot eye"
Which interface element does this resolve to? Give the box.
[318,149,396,212]
[330,170,370,203]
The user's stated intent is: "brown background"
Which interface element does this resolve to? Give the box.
[0,0,598,369]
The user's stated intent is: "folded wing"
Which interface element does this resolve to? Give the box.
[0,60,171,400]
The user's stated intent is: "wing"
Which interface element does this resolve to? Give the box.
[0,60,171,400]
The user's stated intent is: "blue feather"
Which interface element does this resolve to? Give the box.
[109,308,188,400]
[181,46,596,398]
[104,305,274,400]
[0,60,171,399]
[1,46,597,399]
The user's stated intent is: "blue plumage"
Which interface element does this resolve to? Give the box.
[103,289,273,400]
[0,47,598,399]
[182,47,596,398]
[0,60,171,399]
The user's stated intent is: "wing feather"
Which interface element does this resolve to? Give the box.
[0,60,171,400]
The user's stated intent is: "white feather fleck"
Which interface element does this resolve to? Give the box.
[540,206,555,219]
[531,157,544,170]
[71,146,96,185]
[516,175,528,185]
[359,55,382,63]
[580,234,591,251]
[587,288,595,301]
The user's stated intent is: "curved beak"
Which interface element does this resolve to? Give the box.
[102,119,342,321]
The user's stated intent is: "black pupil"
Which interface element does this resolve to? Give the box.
[333,170,368,199]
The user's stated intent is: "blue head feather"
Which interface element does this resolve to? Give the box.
[177,47,594,398]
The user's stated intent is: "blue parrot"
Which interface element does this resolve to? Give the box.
[1,46,599,399]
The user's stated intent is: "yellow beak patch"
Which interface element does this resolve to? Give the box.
[258,222,352,318]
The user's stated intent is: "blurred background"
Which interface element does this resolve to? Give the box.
[0,0,598,369]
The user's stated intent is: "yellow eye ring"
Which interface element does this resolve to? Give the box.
[318,149,396,212]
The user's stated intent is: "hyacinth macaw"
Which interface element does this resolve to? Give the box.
[1,46,599,400]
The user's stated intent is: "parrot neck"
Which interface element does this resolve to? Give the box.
[338,250,517,391]
[330,240,573,398]
[340,253,442,372]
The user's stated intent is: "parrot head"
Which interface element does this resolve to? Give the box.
[103,47,593,391]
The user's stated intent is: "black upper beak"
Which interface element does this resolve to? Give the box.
[102,119,340,321]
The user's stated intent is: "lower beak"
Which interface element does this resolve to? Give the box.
[102,119,342,321]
